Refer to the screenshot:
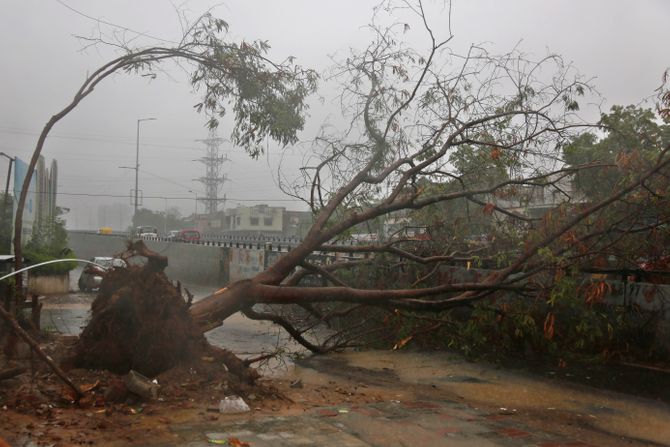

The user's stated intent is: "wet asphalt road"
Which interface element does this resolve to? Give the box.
[30,271,670,446]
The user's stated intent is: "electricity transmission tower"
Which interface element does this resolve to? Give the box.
[194,130,229,214]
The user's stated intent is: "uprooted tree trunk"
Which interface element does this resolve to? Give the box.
[73,241,259,384]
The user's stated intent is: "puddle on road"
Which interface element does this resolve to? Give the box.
[290,350,670,446]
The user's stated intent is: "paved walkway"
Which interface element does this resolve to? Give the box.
[159,399,596,447]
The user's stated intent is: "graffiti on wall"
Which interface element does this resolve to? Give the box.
[229,247,265,282]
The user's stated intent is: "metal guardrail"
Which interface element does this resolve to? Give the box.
[69,230,388,252]
[67,230,302,252]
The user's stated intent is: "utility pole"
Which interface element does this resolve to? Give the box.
[133,117,156,219]
[188,190,199,220]
[194,129,229,215]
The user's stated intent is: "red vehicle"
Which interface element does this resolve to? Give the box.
[176,228,201,242]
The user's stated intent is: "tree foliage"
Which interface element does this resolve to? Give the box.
[564,105,670,199]
[132,207,185,233]
[23,207,76,276]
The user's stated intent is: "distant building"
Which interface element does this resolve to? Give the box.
[9,156,58,244]
[195,204,313,239]
[496,173,586,219]
[228,204,283,234]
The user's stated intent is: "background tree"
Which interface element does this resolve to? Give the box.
[132,207,186,234]
[23,206,76,276]
[564,105,670,199]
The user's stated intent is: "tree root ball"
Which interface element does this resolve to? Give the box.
[73,265,205,377]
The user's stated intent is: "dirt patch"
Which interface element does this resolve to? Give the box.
[0,335,385,446]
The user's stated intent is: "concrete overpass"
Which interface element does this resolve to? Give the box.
[66,230,299,287]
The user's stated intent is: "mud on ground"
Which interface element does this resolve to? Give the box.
[0,334,388,446]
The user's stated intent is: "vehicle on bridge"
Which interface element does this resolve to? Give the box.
[97,226,113,235]
[176,228,201,242]
[136,225,158,239]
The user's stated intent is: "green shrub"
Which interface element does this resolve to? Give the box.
[23,248,77,276]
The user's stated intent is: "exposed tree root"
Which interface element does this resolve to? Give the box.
[72,241,258,384]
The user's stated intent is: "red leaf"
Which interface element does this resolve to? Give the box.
[393,335,413,350]
[543,313,555,340]
[228,438,250,447]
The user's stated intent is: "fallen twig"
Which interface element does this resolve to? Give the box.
[0,366,27,381]
[0,305,82,398]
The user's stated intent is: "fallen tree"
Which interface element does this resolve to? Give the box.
[186,2,670,355]
[11,1,670,368]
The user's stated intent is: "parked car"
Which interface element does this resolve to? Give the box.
[78,257,126,292]
[176,228,201,242]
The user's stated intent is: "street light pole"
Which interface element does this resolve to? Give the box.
[189,190,198,221]
[134,118,157,219]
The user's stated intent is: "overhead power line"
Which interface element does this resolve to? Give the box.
[0,127,203,152]
[54,0,177,44]
[8,189,302,202]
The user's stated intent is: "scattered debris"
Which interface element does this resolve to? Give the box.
[124,370,160,399]
[218,395,251,414]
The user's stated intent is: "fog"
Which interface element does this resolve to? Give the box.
[0,0,666,230]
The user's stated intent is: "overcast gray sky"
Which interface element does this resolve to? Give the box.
[0,0,667,230]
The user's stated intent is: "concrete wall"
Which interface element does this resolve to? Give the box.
[228,247,265,283]
[66,231,670,349]
[28,273,69,295]
[67,232,267,287]
[148,240,228,287]
[67,232,129,261]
